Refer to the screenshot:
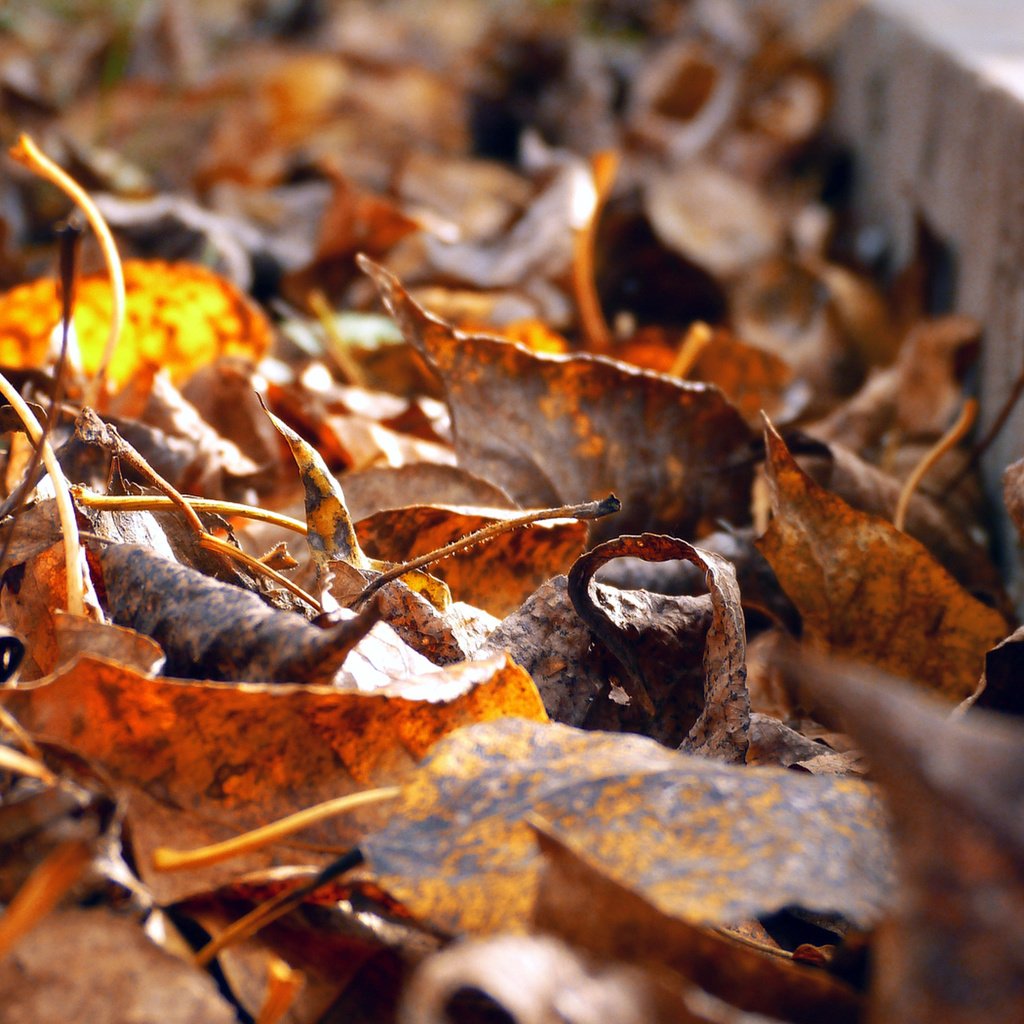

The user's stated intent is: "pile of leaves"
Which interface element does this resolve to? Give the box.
[1,1,1023,1021]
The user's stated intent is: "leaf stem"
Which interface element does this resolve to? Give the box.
[198,532,321,611]
[9,134,125,406]
[353,494,621,607]
[0,372,85,616]
[192,848,366,968]
[894,398,976,532]
[571,151,618,353]
[153,786,400,872]
[71,490,309,534]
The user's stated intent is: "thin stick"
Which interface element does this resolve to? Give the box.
[75,407,206,536]
[0,704,47,765]
[670,321,714,379]
[71,490,309,535]
[0,373,85,616]
[255,955,305,1024]
[198,532,321,611]
[308,290,366,387]
[193,848,365,967]
[571,151,618,353]
[354,494,621,607]
[894,398,977,532]
[153,786,400,872]
[0,839,93,959]
[942,366,1024,497]
[9,135,125,407]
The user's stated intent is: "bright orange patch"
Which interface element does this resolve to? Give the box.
[0,260,273,387]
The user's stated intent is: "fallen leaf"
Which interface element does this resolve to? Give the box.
[98,544,379,684]
[362,717,892,936]
[4,651,545,902]
[780,653,1024,1024]
[567,534,749,761]
[756,420,1008,702]
[357,503,587,618]
[532,828,861,1024]
[0,908,237,1023]
[0,259,273,389]
[361,257,754,542]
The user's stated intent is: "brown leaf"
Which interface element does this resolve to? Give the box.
[532,828,861,1024]
[360,257,754,542]
[362,718,892,936]
[357,504,587,618]
[756,420,1008,703]
[482,575,620,727]
[780,653,1024,1024]
[98,544,379,684]
[4,651,545,903]
[0,908,237,1023]
[568,534,749,761]
[343,463,515,521]
[687,326,807,426]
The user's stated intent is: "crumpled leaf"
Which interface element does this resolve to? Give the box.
[781,653,1024,1024]
[360,257,754,541]
[532,828,861,1024]
[0,908,237,1024]
[568,534,749,761]
[357,503,587,618]
[362,717,892,936]
[756,420,1008,703]
[482,575,620,727]
[99,544,379,684]
[4,651,545,903]
[0,259,273,388]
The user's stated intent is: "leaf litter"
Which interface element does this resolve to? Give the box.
[0,2,1021,1021]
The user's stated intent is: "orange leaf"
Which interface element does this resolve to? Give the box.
[756,419,1008,702]
[0,260,272,388]
[3,652,545,903]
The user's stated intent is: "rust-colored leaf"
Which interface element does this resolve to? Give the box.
[357,504,587,618]
[756,420,1008,702]
[359,257,754,542]
[362,718,892,936]
[4,652,545,903]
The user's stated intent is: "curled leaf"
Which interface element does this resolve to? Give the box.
[568,534,749,762]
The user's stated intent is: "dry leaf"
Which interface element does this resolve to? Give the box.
[4,651,545,902]
[361,257,754,542]
[781,654,1024,1024]
[0,260,273,388]
[533,828,861,1024]
[567,534,749,761]
[0,908,237,1023]
[99,544,379,684]
[362,717,892,936]
[756,420,1008,703]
